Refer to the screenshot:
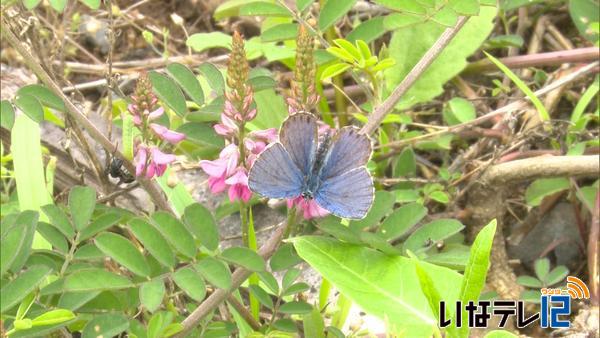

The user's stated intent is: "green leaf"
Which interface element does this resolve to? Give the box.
[41,204,74,239]
[373,0,426,12]
[18,84,65,111]
[346,17,386,43]
[270,242,303,271]
[282,282,310,296]
[318,0,357,30]
[155,167,197,218]
[383,13,425,30]
[1,223,29,277]
[485,51,550,122]
[262,23,299,42]
[545,266,569,286]
[31,309,75,327]
[239,2,290,17]
[187,32,232,53]
[429,190,449,204]
[249,75,277,92]
[16,292,36,320]
[166,63,205,106]
[534,258,550,281]
[257,271,279,294]
[37,222,68,254]
[64,269,133,292]
[198,63,225,95]
[22,0,42,9]
[183,203,219,251]
[68,186,96,231]
[129,218,176,269]
[571,76,599,127]
[456,219,497,338]
[448,0,479,15]
[524,178,570,206]
[320,63,352,80]
[248,89,287,130]
[444,97,476,125]
[57,291,100,311]
[413,260,447,334]
[569,0,599,43]
[78,211,121,242]
[404,219,464,254]
[82,313,129,338]
[1,100,15,129]
[385,5,497,110]
[149,71,188,117]
[297,0,313,12]
[393,147,417,177]
[15,94,44,123]
[0,266,51,313]
[73,244,104,261]
[380,203,427,240]
[221,247,265,271]
[140,279,165,312]
[248,284,273,309]
[516,275,542,288]
[350,190,395,230]
[172,267,207,302]
[292,236,462,336]
[195,257,232,290]
[122,113,134,160]
[326,47,355,63]
[214,0,270,20]
[48,0,67,11]
[151,211,197,259]
[279,301,313,314]
[5,211,39,273]
[95,232,150,277]
[177,122,224,149]
[79,0,101,9]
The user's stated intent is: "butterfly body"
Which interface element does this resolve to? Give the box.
[302,130,332,200]
[248,112,374,219]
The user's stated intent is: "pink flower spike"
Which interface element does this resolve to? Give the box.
[250,128,277,143]
[225,169,248,186]
[150,123,186,144]
[199,158,228,177]
[220,144,240,175]
[225,169,252,202]
[134,146,148,176]
[151,147,176,165]
[148,107,165,120]
[132,114,142,126]
[288,197,329,219]
[145,162,156,178]
[208,175,227,194]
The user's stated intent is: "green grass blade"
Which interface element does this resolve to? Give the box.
[484,51,549,122]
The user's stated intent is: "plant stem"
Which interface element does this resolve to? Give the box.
[175,219,292,337]
[360,16,469,136]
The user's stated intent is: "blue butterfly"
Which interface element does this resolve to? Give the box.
[248,112,374,219]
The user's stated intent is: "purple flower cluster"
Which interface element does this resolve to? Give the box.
[128,73,185,179]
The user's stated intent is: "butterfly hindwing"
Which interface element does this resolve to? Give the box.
[279,112,318,176]
[320,127,372,180]
[315,166,374,219]
[248,142,304,199]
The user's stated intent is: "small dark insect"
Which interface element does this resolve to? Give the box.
[107,156,135,185]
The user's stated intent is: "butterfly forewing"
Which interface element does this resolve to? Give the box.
[320,127,372,180]
[248,142,304,199]
[279,112,318,176]
[315,167,374,219]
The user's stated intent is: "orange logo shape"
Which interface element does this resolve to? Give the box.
[566,276,590,299]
